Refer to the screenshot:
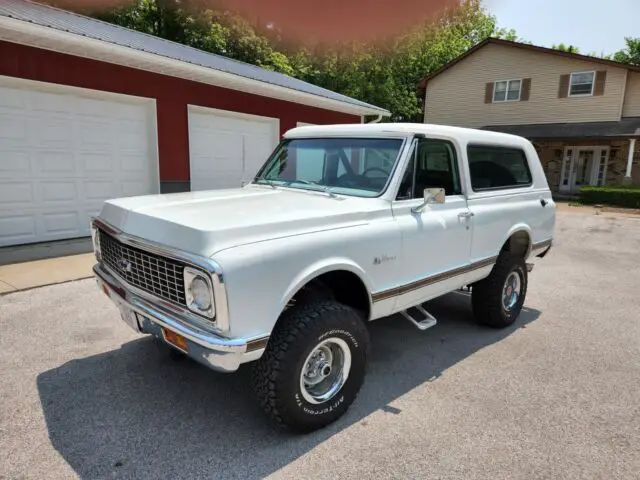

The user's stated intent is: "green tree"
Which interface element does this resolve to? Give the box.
[94,0,295,74]
[552,43,580,53]
[613,37,640,66]
[90,0,521,121]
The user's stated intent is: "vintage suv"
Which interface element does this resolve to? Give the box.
[91,123,555,432]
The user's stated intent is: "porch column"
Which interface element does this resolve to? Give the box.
[625,138,637,179]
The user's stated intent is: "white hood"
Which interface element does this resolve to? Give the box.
[98,185,388,257]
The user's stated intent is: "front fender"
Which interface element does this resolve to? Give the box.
[280,257,375,314]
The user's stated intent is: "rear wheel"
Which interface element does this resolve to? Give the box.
[472,251,528,328]
[252,300,369,433]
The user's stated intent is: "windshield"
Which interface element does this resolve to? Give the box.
[252,137,405,197]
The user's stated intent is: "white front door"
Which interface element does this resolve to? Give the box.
[390,138,472,309]
[0,77,157,247]
[187,106,279,191]
[560,146,609,194]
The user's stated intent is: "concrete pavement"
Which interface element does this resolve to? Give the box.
[1,210,639,479]
[0,253,95,294]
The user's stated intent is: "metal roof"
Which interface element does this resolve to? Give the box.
[0,0,389,115]
[482,117,640,139]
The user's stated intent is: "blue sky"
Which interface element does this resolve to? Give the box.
[484,0,639,55]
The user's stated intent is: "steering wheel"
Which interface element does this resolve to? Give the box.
[362,167,389,177]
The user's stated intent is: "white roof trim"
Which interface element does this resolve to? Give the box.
[0,15,391,117]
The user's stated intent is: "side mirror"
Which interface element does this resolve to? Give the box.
[411,187,445,213]
[425,187,445,204]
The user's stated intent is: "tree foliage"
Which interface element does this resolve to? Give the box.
[90,0,525,121]
[551,43,580,53]
[613,37,640,66]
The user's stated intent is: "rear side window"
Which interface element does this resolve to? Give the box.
[467,145,532,191]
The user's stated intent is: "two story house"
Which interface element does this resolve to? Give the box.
[419,38,640,195]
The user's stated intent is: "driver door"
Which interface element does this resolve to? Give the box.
[390,138,473,310]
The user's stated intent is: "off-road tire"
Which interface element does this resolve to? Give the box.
[472,251,528,328]
[252,300,369,433]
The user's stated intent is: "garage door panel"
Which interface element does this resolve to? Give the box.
[119,153,150,173]
[0,182,33,205]
[78,120,112,150]
[0,150,30,173]
[42,211,79,236]
[29,90,70,114]
[0,215,36,245]
[0,88,25,109]
[76,96,114,116]
[41,181,77,203]
[0,114,27,142]
[82,153,114,173]
[117,121,148,151]
[244,133,274,180]
[120,179,151,197]
[188,108,278,192]
[33,116,74,150]
[38,152,75,174]
[0,82,157,247]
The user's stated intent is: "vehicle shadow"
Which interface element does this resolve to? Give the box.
[36,292,540,479]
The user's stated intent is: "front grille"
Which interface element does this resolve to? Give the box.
[99,229,187,305]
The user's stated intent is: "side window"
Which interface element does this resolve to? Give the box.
[396,139,461,200]
[396,145,416,200]
[467,145,533,191]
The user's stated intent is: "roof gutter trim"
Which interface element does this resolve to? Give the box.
[0,15,391,117]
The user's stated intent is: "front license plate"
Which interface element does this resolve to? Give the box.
[103,282,139,332]
[119,305,140,332]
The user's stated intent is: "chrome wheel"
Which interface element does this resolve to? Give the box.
[502,271,521,311]
[300,337,352,404]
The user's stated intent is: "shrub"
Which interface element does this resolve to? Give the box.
[578,186,640,208]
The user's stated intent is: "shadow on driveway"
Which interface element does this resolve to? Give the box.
[36,292,540,479]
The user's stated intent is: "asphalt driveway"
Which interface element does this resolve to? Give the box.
[1,210,639,479]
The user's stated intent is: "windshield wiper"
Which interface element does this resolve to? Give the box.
[284,180,337,198]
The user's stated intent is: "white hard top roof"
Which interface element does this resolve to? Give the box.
[284,123,531,145]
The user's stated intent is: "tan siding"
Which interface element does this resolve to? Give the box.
[622,72,640,117]
[424,43,628,128]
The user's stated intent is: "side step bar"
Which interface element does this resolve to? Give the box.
[401,305,438,331]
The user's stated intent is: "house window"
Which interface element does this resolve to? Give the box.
[569,71,595,96]
[493,79,522,102]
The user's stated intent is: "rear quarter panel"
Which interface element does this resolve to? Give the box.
[462,138,556,265]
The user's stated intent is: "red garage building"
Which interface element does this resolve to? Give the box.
[0,0,389,248]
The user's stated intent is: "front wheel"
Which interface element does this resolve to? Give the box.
[472,251,528,328]
[252,300,369,433]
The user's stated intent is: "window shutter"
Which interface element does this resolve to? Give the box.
[484,82,494,103]
[594,70,607,96]
[520,78,532,101]
[558,74,570,98]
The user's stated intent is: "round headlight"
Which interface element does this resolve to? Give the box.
[189,276,212,311]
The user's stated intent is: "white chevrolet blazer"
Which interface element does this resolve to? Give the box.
[91,123,556,432]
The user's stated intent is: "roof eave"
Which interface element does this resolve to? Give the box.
[0,15,390,117]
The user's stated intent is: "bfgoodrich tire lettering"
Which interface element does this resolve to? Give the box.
[252,300,369,433]
[472,251,528,328]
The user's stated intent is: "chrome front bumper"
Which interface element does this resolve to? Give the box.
[93,263,267,372]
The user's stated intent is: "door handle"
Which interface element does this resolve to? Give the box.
[458,211,475,219]
[540,198,548,207]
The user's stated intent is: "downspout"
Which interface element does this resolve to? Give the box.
[368,114,384,123]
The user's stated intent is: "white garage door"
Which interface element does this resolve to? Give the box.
[0,78,157,247]
[188,106,279,191]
